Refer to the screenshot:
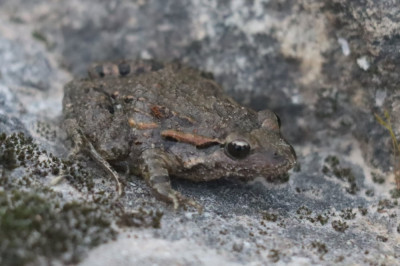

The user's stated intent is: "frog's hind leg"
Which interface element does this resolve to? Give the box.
[140,149,202,212]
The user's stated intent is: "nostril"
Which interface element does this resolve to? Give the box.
[273,152,284,160]
[272,150,293,164]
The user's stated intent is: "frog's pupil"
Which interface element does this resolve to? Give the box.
[226,140,250,159]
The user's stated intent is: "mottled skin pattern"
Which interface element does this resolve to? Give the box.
[63,60,296,209]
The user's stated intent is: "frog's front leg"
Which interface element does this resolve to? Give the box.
[140,149,202,212]
[64,119,85,158]
[64,119,123,196]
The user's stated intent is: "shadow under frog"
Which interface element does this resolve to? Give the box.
[62,60,296,210]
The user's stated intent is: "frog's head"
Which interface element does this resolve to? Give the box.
[203,109,296,180]
[223,109,296,179]
[168,109,296,181]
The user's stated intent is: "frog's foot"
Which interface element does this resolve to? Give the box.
[169,191,203,213]
[141,148,203,212]
[151,178,203,213]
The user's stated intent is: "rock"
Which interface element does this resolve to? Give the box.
[0,0,398,265]
[0,84,29,135]
[0,36,54,91]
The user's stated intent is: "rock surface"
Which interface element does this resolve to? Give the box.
[0,0,399,265]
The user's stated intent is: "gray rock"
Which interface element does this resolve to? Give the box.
[0,0,399,265]
[0,36,54,91]
[0,114,28,135]
[0,84,29,135]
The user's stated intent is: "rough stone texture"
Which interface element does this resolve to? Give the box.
[0,0,399,265]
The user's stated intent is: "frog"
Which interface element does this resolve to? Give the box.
[62,59,296,210]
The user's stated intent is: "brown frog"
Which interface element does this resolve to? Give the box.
[62,60,296,209]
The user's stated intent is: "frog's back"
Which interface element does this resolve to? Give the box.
[63,60,259,161]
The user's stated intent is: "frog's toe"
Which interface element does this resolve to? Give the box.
[184,197,204,213]
[171,192,203,213]
[152,184,202,213]
[170,191,180,210]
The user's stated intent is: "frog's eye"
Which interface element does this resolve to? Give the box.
[225,139,251,159]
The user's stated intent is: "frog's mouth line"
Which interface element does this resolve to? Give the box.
[225,161,294,181]
[272,160,296,175]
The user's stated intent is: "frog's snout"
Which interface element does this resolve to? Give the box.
[269,143,297,171]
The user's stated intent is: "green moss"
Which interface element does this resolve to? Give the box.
[315,214,329,225]
[324,155,339,168]
[0,133,164,264]
[35,121,57,141]
[377,199,396,211]
[0,132,96,192]
[297,210,330,225]
[339,208,356,220]
[0,189,116,265]
[262,211,278,222]
[310,241,328,259]
[322,165,329,175]
[296,206,312,216]
[365,189,374,197]
[371,172,385,184]
[390,188,400,199]
[322,155,359,194]
[331,220,348,232]
[268,249,280,263]
[0,132,6,141]
[31,31,49,47]
[358,207,368,216]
